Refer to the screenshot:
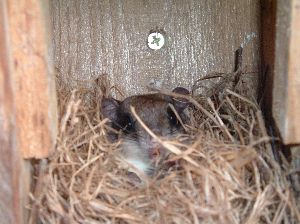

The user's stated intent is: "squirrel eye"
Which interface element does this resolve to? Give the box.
[122,113,135,133]
[167,107,179,127]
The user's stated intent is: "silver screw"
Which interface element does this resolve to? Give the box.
[148,32,165,50]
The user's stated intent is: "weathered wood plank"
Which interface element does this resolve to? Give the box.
[0,1,26,223]
[6,0,57,158]
[1,0,56,221]
[50,0,260,98]
[273,0,300,144]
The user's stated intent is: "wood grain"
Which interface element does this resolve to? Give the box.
[1,0,56,222]
[50,0,260,98]
[6,0,57,158]
[0,1,29,223]
[273,0,300,144]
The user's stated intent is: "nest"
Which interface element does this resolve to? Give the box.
[29,49,299,223]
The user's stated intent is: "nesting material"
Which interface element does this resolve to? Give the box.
[30,73,299,223]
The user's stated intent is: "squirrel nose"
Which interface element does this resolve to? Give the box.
[149,140,161,158]
[150,147,160,157]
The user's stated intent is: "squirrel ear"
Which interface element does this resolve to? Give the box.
[172,87,190,96]
[171,87,190,112]
[101,98,120,122]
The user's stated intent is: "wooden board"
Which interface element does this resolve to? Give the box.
[0,1,29,223]
[1,0,57,222]
[6,0,57,158]
[273,0,300,144]
[50,0,260,98]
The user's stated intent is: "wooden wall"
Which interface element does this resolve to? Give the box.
[50,0,261,97]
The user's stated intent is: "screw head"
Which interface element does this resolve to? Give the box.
[147,32,165,50]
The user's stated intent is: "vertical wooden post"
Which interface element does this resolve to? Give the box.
[273,0,300,194]
[4,0,57,158]
[273,0,300,144]
[0,0,57,223]
[0,1,25,223]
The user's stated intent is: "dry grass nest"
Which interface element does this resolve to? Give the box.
[29,75,300,224]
